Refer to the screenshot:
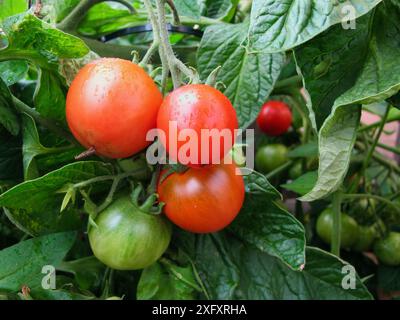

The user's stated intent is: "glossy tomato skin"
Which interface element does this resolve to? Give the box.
[256,100,292,136]
[88,195,171,270]
[316,208,359,249]
[374,232,400,266]
[255,144,288,174]
[157,162,245,233]
[66,58,162,159]
[157,84,238,167]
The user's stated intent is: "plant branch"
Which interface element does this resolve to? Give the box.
[155,0,181,88]
[363,105,390,170]
[165,0,180,25]
[72,169,146,190]
[12,96,78,145]
[331,190,342,257]
[274,75,303,91]
[265,161,293,180]
[97,175,123,212]
[57,0,135,32]
[364,136,400,155]
[142,0,170,88]
[343,193,400,213]
[355,142,400,174]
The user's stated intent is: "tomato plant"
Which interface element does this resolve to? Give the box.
[256,100,292,136]
[0,0,399,302]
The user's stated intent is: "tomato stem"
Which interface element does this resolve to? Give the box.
[73,169,146,190]
[12,96,78,146]
[331,190,342,257]
[363,105,390,170]
[274,75,303,91]
[265,161,293,180]
[57,0,135,32]
[354,142,400,174]
[75,147,97,160]
[97,176,123,213]
[142,0,170,91]
[343,193,400,213]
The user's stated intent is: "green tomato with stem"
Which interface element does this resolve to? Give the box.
[255,144,288,174]
[89,194,172,270]
[316,208,359,249]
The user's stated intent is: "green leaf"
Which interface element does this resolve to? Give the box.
[0,161,113,235]
[174,0,201,19]
[230,194,306,270]
[243,171,280,198]
[1,13,89,66]
[294,12,372,128]
[78,3,147,36]
[186,233,372,299]
[33,69,66,122]
[57,256,106,291]
[41,0,80,23]
[201,0,238,20]
[281,171,318,195]
[237,246,373,300]
[22,114,49,180]
[0,231,76,292]
[29,288,95,300]
[137,261,198,300]
[198,21,284,128]
[248,0,382,53]
[300,105,361,201]
[0,60,28,86]
[333,2,400,108]
[0,77,20,135]
[0,0,27,22]
[295,1,400,128]
[287,141,318,158]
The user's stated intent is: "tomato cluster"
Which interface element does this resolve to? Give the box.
[316,208,400,266]
[67,58,245,270]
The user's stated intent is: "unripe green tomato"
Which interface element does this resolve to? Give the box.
[352,225,377,252]
[89,195,171,270]
[289,161,303,179]
[316,208,359,248]
[255,144,288,174]
[373,232,400,266]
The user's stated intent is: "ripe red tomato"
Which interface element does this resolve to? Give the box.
[157,162,245,233]
[66,58,162,158]
[256,100,292,136]
[156,84,238,167]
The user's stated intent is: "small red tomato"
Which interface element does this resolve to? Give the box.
[156,84,238,167]
[66,58,162,158]
[256,100,292,136]
[157,162,245,233]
